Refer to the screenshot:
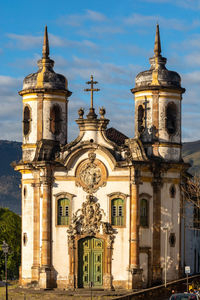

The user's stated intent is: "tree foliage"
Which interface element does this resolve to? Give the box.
[0,208,21,280]
[181,175,200,229]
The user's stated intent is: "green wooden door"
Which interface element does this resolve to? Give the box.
[78,237,103,288]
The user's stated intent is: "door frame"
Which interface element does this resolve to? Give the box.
[68,233,113,289]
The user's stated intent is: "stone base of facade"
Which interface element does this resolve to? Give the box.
[113,280,129,289]
[128,268,143,289]
[103,273,113,289]
[39,267,56,289]
[31,265,40,282]
[152,266,162,285]
[56,279,68,289]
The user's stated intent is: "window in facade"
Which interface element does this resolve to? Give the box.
[138,105,144,133]
[166,102,177,135]
[23,233,28,246]
[111,198,124,226]
[169,184,176,198]
[140,199,148,227]
[23,106,31,136]
[169,232,176,247]
[57,198,70,225]
[50,105,62,135]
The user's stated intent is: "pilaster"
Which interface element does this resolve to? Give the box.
[129,166,142,289]
[31,178,41,282]
[151,165,163,285]
[39,165,54,289]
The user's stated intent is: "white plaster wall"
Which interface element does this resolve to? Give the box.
[140,253,148,288]
[52,153,130,282]
[22,182,34,279]
[161,181,180,281]
[43,99,67,144]
[181,202,200,274]
[158,147,181,161]
[159,97,181,144]
[139,182,153,248]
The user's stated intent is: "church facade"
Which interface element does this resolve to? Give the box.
[15,25,188,290]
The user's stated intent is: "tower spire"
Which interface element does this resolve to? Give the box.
[154,24,161,57]
[42,25,49,59]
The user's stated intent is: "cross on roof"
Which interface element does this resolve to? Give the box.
[84,75,100,109]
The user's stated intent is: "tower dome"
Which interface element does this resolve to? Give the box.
[134,24,183,91]
[131,25,185,162]
[22,26,68,91]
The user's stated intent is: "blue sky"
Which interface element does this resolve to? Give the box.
[1,0,200,142]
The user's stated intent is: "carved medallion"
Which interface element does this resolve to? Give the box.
[76,151,107,193]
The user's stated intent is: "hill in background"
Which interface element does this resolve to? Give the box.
[0,139,200,215]
[0,141,21,215]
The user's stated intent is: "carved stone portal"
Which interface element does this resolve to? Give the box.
[75,152,107,194]
[67,195,116,289]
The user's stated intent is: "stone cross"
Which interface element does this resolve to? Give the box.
[84,75,100,109]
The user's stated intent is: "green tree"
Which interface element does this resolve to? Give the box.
[0,208,21,280]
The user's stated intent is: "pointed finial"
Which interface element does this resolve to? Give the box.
[42,25,49,59]
[154,24,161,57]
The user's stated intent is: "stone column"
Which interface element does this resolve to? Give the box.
[151,173,162,284]
[31,179,41,283]
[129,167,142,289]
[67,236,76,289]
[104,236,114,290]
[39,166,53,289]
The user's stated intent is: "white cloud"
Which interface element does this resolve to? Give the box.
[7,33,42,49]
[58,9,107,27]
[6,32,98,52]
[124,13,200,31]
[143,0,200,10]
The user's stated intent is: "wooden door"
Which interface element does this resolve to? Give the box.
[78,237,103,288]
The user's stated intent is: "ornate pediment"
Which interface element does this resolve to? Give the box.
[125,138,148,161]
[75,151,107,193]
[67,195,116,242]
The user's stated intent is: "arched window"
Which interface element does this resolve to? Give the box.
[166,102,177,135]
[50,105,61,135]
[111,198,124,226]
[23,106,31,136]
[140,199,148,227]
[57,198,70,225]
[138,105,144,133]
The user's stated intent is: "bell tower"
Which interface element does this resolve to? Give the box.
[131,25,185,162]
[19,26,72,162]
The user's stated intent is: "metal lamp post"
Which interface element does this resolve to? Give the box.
[1,241,9,300]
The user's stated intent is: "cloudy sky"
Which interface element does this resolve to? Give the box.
[0,0,200,142]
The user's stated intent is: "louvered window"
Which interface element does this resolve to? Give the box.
[111,198,124,226]
[57,198,70,225]
[140,199,148,227]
